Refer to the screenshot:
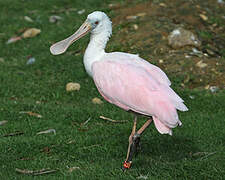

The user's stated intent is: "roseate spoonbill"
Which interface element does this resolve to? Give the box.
[50,11,188,170]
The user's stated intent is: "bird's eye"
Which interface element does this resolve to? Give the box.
[95,21,99,25]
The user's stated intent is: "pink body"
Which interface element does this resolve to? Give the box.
[92,52,188,135]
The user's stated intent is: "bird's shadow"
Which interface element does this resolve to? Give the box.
[139,134,199,162]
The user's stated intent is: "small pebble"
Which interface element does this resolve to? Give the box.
[209,86,219,93]
[136,13,146,17]
[26,57,35,65]
[159,59,164,63]
[137,175,148,180]
[22,28,41,38]
[199,14,208,21]
[159,3,167,7]
[196,60,207,68]
[189,95,195,99]
[92,97,103,104]
[133,24,138,30]
[66,82,80,91]
[126,16,137,20]
[77,9,85,15]
[24,16,34,22]
[49,15,62,23]
[205,85,210,89]
[0,57,4,63]
[185,55,191,58]
[0,120,8,126]
[217,0,225,4]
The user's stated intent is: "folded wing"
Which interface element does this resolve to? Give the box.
[92,52,188,135]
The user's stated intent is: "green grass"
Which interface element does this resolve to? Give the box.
[198,31,213,40]
[0,0,225,179]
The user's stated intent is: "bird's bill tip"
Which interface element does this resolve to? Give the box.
[50,21,92,55]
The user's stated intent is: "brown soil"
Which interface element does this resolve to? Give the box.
[108,0,225,89]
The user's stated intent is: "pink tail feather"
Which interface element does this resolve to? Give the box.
[151,98,182,135]
[153,116,172,135]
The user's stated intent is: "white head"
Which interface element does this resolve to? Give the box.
[50,11,112,55]
[87,11,112,36]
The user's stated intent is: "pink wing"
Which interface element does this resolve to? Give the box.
[92,52,188,135]
[106,52,172,86]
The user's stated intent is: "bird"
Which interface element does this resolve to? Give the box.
[50,11,188,170]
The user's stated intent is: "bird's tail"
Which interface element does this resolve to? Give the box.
[153,116,173,135]
[151,98,183,135]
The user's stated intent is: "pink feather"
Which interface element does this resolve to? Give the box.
[92,52,188,135]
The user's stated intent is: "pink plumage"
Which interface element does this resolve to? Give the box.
[93,52,188,135]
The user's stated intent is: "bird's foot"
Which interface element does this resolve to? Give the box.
[122,161,132,171]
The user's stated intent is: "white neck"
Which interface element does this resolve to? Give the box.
[83,31,110,77]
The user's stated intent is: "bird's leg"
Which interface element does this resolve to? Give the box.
[122,116,138,170]
[126,116,137,160]
[127,119,152,160]
[122,117,153,171]
[137,118,152,135]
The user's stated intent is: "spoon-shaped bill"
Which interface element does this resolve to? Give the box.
[50,21,92,55]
